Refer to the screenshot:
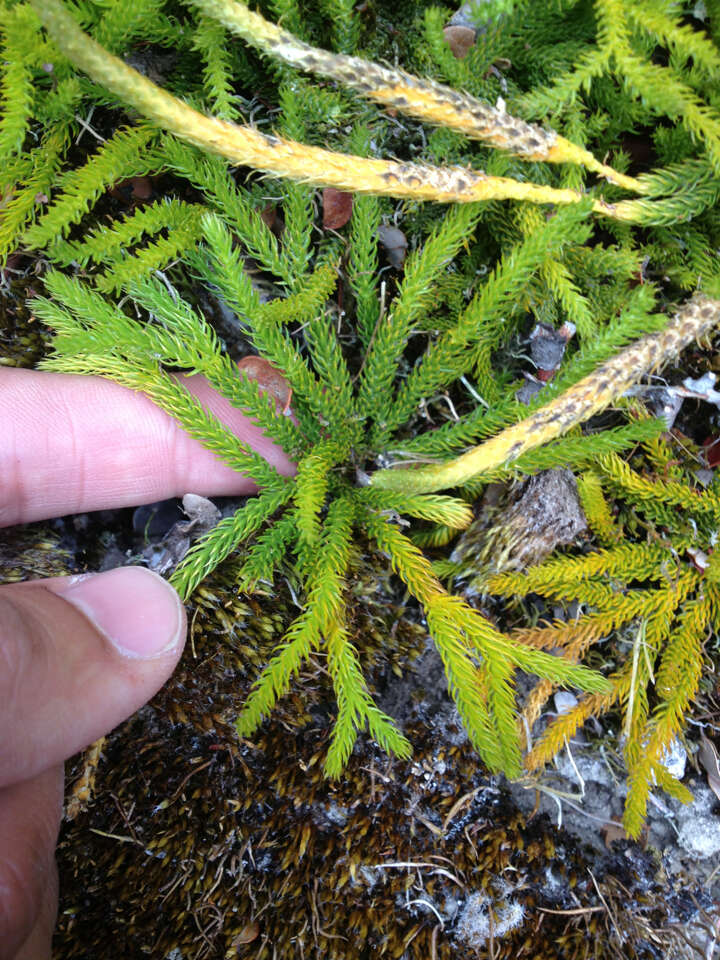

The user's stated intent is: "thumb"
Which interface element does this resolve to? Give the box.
[0,567,185,788]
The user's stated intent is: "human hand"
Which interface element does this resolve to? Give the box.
[0,367,294,959]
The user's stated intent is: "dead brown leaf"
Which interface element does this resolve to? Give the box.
[443,24,476,60]
[322,187,353,230]
[237,354,293,415]
[231,921,260,947]
[601,819,628,848]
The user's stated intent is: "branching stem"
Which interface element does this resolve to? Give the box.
[371,294,720,493]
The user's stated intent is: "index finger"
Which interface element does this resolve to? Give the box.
[0,368,295,527]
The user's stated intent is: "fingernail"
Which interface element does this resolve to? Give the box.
[55,567,184,658]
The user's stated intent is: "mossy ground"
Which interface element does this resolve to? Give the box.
[34,542,711,960]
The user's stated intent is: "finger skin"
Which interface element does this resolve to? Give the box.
[0,365,275,958]
[0,766,61,960]
[0,368,295,527]
[0,578,185,788]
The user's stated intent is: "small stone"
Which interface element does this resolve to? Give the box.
[687,546,710,573]
[677,813,720,858]
[694,467,715,487]
[449,0,493,30]
[378,224,408,269]
[528,322,574,378]
[515,376,544,405]
[181,494,222,535]
[658,737,687,781]
[554,691,578,715]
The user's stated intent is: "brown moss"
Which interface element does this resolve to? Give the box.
[0,258,53,368]
[53,553,706,960]
[0,526,73,581]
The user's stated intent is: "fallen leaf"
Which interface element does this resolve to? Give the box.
[687,546,710,573]
[231,921,260,947]
[260,203,281,234]
[322,188,353,229]
[703,436,720,468]
[602,819,628,848]
[237,355,293,415]
[443,24,476,59]
[110,176,153,203]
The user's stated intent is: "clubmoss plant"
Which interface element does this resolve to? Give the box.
[486,441,720,837]
[5,0,720,828]
[33,215,614,779]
